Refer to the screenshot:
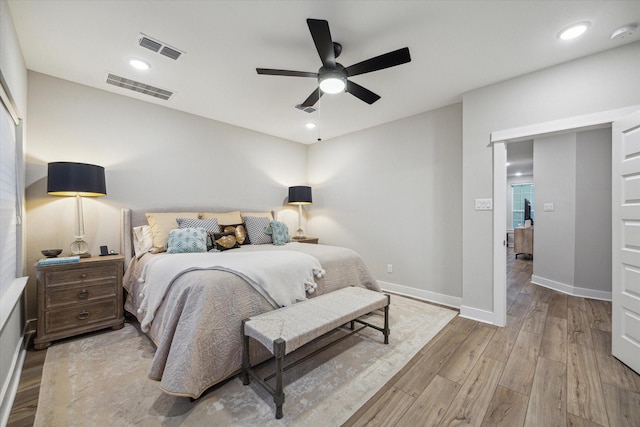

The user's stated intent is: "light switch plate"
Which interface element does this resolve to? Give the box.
[475,198,493,211]
[544,203,554,212]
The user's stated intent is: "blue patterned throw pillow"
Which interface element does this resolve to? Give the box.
[265,220,291,246]
[166,227,208,253]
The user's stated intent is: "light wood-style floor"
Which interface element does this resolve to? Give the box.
[8,249,640,426]
[343,249,640,426]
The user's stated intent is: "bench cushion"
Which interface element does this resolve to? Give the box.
[244,286,388,354]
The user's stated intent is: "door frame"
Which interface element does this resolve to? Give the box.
[490,106,639,327]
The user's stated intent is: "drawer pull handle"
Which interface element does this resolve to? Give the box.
[80,273,87,279]
[77,289,89,299]
[77,310,89,320]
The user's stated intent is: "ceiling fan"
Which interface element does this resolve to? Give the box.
[256,19,411,108]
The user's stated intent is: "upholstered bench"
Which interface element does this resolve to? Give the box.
[241,286,390,419]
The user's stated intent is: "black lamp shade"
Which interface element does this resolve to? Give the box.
[47,162,107,197]
[288,186,312,205]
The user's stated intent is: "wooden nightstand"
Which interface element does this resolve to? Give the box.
[293,237,319,244]
[34,255,125,350]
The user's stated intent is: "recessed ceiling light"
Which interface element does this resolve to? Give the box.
[305,122,316,129]
[129,58,150,70]
[558,22,590,40]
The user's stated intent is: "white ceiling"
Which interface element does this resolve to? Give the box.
[8,1,640,145]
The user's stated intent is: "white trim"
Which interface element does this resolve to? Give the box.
[490,106,639,143]
[378,281,461,309]
[0,71,19,125]
[493,142,507,327]
[531,275,612,301]
[0,335,25,427]
[460,305,496,325]
[0,277,27,331]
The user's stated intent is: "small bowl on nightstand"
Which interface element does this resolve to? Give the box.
[41,249,62,258]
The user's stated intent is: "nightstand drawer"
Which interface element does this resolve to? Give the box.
[44,299,119,334]
[45,281,117,308]
[43,265,117,287]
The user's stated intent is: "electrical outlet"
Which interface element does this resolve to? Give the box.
[387,264,393,274]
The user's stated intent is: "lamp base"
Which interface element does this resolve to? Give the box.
[292,227,306,240]
[70,238,91,258]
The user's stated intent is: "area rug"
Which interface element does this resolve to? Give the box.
[34,295,456,426]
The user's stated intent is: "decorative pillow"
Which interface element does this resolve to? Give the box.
[145,212,199,253]
[210,231,240,251]
[200,211,243,226]
[132,225,153,258]
[241,211,274,221]
[221,224,250,245]
[177,217,220,233]
[265,220,291,246]
[244,216,273,245]
[166,227,208,254]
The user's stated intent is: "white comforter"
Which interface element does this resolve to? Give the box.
[137,251,325,332]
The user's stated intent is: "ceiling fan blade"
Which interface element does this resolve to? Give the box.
[307,19,336,68]
[301,87,323,107]
[346,80,381,105]
[256,68,318,78]
[345,47,411,77]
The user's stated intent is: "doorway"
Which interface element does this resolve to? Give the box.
[491,106,638,327]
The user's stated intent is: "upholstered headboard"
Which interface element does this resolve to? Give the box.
[120,207,276,268]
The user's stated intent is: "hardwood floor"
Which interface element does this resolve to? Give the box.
[343,249,640,427]
[7,249,640,426]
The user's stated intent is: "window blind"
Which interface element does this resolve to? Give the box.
[0,75,25,330]
[0,100,17,300]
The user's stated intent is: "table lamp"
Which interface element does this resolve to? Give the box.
[47,162,106,257]
[288,186,312,239]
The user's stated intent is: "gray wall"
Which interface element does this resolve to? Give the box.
[532,128,612,296]
[24,72,308,320]
[462,41,640,320]
[574,128,612,293]
[533,133,577,287]
[308,103,463,306]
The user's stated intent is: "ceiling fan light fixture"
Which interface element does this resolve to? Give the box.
[319,72,346,94]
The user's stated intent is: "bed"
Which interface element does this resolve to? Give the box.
[120,207,381,398]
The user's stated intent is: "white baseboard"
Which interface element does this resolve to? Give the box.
[377,281,461,309]
[459,305,497,325]
[531,275,612,301]
[0,336,26,427]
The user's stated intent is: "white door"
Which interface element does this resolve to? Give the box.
[612,109,640,374]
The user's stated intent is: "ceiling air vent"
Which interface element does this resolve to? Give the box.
[106,73,174,100]
[138,33,184,60]
[295,104,317,114]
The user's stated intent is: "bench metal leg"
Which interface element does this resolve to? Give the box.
[274,338,286,419]
[241,320,250,385]
[384,294,390,344]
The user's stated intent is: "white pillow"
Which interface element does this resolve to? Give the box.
[133,225,153,258]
